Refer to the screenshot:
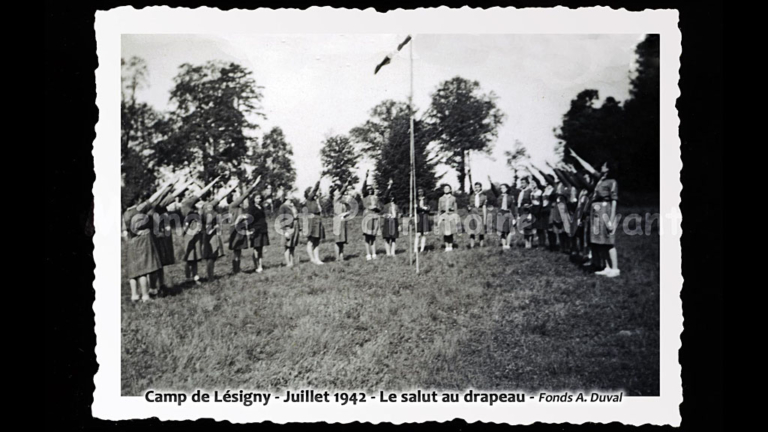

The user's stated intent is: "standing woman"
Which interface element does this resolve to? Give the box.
[277,190,301,267]
[122,181,173,302]
[304,179,325,265]
[437,184,459,252]
[466,168,488,249]
[228,176,267,273]
[361,171,382,261]
[414,187,431,253]
[380,179,399,257]
[179,176,221,284]
[150,177,194,294]
[489,176,518,250]
[201,182,239,281]
[517,177,535,249]
[331,179,353,261]
[589,161,619,277]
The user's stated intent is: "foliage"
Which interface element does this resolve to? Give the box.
[426,77,505,193]
[320,134,361,187]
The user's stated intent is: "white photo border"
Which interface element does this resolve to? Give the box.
[94,6,682,425]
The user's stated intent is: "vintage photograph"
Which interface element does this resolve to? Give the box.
[119,31,662,396]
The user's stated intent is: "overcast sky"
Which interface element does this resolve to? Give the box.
[122,33,643,193]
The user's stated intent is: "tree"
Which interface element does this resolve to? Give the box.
[350,100,411,160]
[623,34,660,193]
[351,100,440,208]
[504,140,530,184]
[320,134,361,187]
[121,56,161,210]
[164,61,265,183]
[251,127,297,191]
[426,77,505,193]
[555,34,659,194]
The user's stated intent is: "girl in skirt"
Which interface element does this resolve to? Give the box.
[380,179,398,257]
[331,179,353,261]
[489,177,518,250]
[590,162,619,277]
[516,177,534,249]
[466,168,488,248]
[200,182,239,281]
[123,181,174,302]
[414,187,431,253]
[149,177,193,295]
[180,176,221,284]
[361,171,382,260]
[228,176,269,273]
[437,184,459,252]
[304,179,325,265]
[277,191,301,267]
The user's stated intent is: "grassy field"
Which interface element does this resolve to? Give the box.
[121,206,659,396]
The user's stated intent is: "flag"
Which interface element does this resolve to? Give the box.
[374,35,412,75]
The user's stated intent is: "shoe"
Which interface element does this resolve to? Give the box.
[594,268,611,276]
[131,294,140,302]
[193,276,202,285]
[366,254,372,261]
[256,267,263,273]
[148,288,158,296]
[372,254,377,260]
[141,296,152,303]
[605,268,621,278]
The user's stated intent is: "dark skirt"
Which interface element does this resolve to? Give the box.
[156,232,175,266]
[251,232,270,248]
[496,210,514,235]
[533,206,549,230]
[183,231,203,262]
[307,216,326,240]
[202,231,226,260]
[590,201,616,245]
[362,211,380,236]
[126,233,162,279]
[519,212,535,236]
[229,228,253,251]
[281,227,301,248]
[382,217,399,240]
[416,212,431,234]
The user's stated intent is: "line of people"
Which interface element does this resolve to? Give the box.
[122,149,619,302]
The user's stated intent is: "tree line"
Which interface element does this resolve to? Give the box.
[122,35,659,211]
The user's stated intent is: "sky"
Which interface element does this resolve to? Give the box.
[122,33,643,193]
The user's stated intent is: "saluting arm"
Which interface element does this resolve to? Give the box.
[568,148,599,176]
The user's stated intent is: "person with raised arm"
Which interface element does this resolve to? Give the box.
[532,165,560,251]
[548,164,575,254]
[331,178,353,262]
[277,188,301,267]
[489,175,518,250]
[304,178,325,265]
[525,167,547,248]
[228,175,272,274]
[516,176,535,249]
[437,183,459,252]
[122,179,175,303]
[149,176,194,295]
[180,175,222,284]
[199,180,238,282]
[466,168,488,249]
[414,187,432,253]
[380,179,399,257]
[588,160,620,277]
[361,171,382,260]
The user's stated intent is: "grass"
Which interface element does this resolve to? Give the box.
[121,206,660,396]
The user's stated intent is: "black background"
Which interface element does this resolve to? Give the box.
[45,1,723,430]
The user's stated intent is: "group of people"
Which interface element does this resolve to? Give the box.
[122,149,620,303]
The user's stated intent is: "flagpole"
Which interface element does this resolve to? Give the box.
[409,38,419,274]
